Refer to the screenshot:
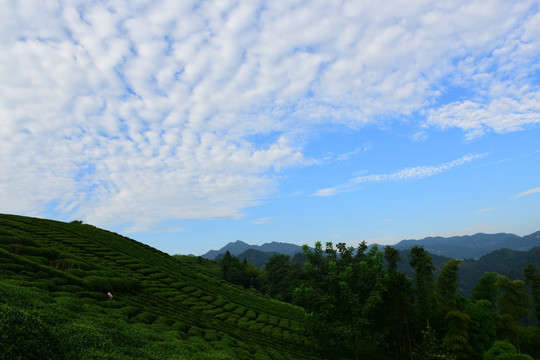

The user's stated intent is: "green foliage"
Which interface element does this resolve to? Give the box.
[465,299,497,359]
[382,246,415,359]
[443,310,472,359]
[414,326,456,360]
[524,264,540,324]
[260,253,305,302]
[0,214,319,360]
[295,241,390,358]
[4,213,539,360]
[472,272,499,305]
[483,341,517,360]
[0,304,62,360]
[219,251,262,289]
[516,327,540,359]
[436,259,462,313]
[496,276,532,321]
[410,245,437,329]
[495,354,534,360]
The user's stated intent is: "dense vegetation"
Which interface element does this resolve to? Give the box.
[219,242,540,359]
[2,213,539,359]
[0,214,332,359]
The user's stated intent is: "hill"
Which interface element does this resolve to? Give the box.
[459,246,540,297]
[0,214,338,359]
[393,246,540,300]
[201,241,303,260]
[392,232,540,259]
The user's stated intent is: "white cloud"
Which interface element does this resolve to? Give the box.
[313,153,486,196]
[314,188,339,197]
[253,217,273,225]
[352,153,486,184]
[513,186,540,199]
[0,0,538,231]
[476,208,494,213]
[428,91,540,140]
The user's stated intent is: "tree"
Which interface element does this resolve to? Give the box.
[496,276,531,322]
[496,276,532,351]
[220,251,261,289]
[413,325,456,360]
[443,310,472,359]
[383,246,415,360]
[261,254,304,302]
[465,299,497,359]
[294,241,387,360]
[523,264,540,324]
[436,259,472,359]
[483,341,518,360]
[436,259,462,314]
[472,272,499,306]
[409,246,436,331]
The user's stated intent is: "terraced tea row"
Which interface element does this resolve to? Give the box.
[0,214,320,359]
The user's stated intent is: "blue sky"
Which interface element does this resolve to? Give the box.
[1,0,539,255]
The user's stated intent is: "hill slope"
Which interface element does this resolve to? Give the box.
[0,214,327,359]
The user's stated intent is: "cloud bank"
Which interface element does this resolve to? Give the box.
[1,0,539,231]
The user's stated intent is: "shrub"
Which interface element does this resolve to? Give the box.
[233,306,246,316]
[131,311,158,325]
[83,276,111,292]
[108,277,140,293]
[120,306,141,319]
[170,320,188,333]
[204,329,220,341]
[0,304,62,360]
[187,326,203,337]
[200,295,214,303]
[245,309,256,320]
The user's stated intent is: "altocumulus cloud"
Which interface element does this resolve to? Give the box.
[0,0,539,231]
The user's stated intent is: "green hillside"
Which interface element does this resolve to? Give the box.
[0,213,330,359]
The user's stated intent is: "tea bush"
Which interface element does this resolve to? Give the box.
[0,304,62,360]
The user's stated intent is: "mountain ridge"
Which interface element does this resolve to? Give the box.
[392,231,540,259]
[202,231,540,261]
[201,240,304,259]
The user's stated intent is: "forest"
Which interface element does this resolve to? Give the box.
[218,241,540,360]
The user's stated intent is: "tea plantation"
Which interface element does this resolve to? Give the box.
[0,213,329,359]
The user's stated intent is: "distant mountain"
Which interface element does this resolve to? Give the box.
[201,240,303,260]
[215,248,277,268]
[392,231,540,259]
[258,242,305,255]
[201,240,253,259]
[202,231,540,262]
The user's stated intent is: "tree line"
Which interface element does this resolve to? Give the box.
[219,242,540,359]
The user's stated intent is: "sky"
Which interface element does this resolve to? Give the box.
[1,0,540,256]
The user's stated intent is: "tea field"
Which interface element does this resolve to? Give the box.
[0,213,333,359]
